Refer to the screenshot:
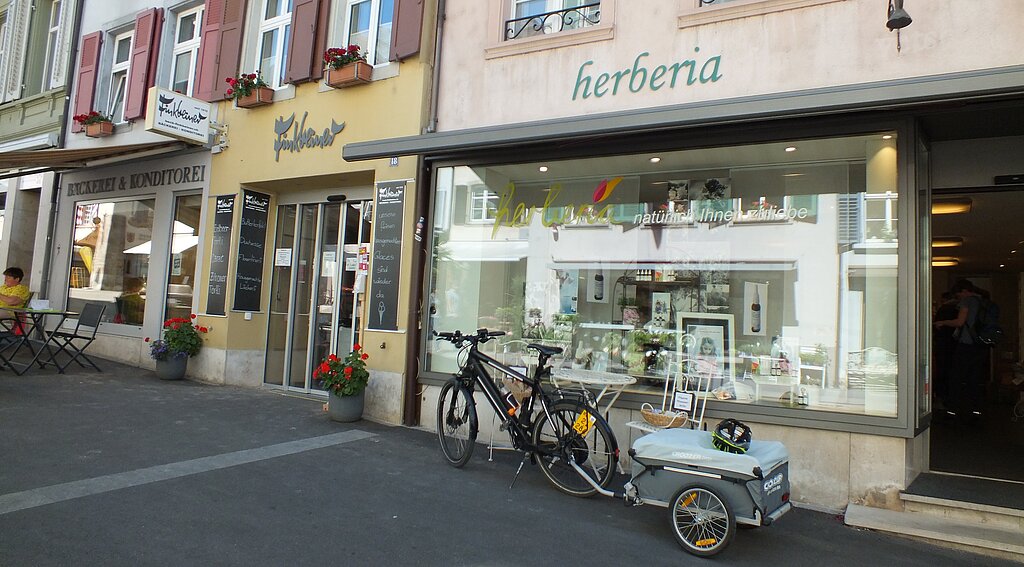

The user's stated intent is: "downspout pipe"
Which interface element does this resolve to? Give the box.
[40,0,86,300]
[403,0,446,426]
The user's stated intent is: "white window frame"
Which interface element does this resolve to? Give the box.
[340,0,392,67]
[169,5,204,96]
[677,0,845,29]
[107,31,133,124]
[40,0,61,91]
[468,185,500,223]
[0,9,8,72]
[257,0,292,88]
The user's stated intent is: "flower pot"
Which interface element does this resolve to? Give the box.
[327,390,364,422]
[236,86,275,108]
[85,122,114,138]
[324,62,372,88]
[155,356,188,380]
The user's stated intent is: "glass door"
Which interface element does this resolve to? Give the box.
[265,200,371,392]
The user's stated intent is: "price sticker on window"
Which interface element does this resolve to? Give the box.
[572,410,595,435]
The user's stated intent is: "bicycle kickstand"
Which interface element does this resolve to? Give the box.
[509,452,530,490]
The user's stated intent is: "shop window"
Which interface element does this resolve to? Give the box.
[426,133,902,418]
[170,5,204,96]
[258,0,293,88]
[107,32,133,123]
[677,0,844,29]
[68,199,155,326]
[339,0,393,66]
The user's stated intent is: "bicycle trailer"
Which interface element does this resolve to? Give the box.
[625,428,792,557]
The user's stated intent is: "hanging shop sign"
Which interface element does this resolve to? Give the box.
[367,181,406,332]
[144,87,211,144]
[233,191,270,312]
[207,195,235,316]
[572,50,723,101]
[273,112,346,161]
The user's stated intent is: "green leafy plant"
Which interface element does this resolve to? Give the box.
[145,314,208,360]
[314,344,370,397]
[224,72,269,101]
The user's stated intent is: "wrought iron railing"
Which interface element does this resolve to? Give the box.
[698,0,737,6]
[504,2,601,41]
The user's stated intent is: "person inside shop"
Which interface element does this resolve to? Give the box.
[933,279,985,423]
[932,291,959,414]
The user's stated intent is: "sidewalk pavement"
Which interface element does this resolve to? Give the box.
[0,359,1015,566]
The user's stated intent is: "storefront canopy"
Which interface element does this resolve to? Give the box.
[0,141,186,179]
[342,66,1024,161]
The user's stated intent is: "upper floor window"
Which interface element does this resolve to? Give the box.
[108,32,133,123]
[506,0,600,41]
[40,0,62,91]
[170,5,204,95]
[343,0,392,66]
[258,0,292,88]
[0,11,8,70]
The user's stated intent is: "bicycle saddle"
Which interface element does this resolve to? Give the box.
[528,343,563,356]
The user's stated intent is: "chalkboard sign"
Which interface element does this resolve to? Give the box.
[207,195,234,316]
[233,190,270,312]
[368,181,405,331]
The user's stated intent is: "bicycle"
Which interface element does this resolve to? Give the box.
[433,328,619,497]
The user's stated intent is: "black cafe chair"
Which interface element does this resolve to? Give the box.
[51,303,106,372]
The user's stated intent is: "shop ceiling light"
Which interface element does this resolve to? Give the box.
[785,146,797,152]
[932,256,959,267]
[882,134,894,140]
[538,166,548,172]
[649,157,661,163]
[931,198,972,215]
[931,237,964,248]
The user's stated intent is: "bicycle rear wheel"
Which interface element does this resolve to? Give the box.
[436,380,477,467]
[531,398,618,497]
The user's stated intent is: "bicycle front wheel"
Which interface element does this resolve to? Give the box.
[531,398,618,497]
[436,380,477,467]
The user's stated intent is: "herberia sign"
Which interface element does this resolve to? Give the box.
[572,49,723,100]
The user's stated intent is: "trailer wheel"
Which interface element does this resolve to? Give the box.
[668,484,736,557]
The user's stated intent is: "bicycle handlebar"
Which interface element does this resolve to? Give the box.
[433,328,506,347]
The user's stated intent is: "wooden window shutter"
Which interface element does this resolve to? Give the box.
[71,32,103,133]
[48,0,77,89]
[194,0,248,102]
[390,0,423,62]
[310,0,331,81]
[284,0,319,84]
[124,8,163,121]
[3,0,32,102]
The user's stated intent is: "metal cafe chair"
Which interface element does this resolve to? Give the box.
[50,303,106,372]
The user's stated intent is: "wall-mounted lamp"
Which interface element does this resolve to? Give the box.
[887,0,912,52]
[931,198,972,215]
[932,236,964,248]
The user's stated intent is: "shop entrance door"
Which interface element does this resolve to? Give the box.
[264,201,372,392]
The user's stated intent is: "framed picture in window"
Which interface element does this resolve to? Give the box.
[677,312,735,388]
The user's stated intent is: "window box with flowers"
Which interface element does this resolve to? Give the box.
[314,344,370,422]
[323,45,372,89]
[144,314,209,380]
[74,111,114,138]
[225,72,274,108]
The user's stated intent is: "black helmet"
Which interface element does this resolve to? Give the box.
[712,418,752,454]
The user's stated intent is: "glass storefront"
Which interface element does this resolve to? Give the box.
[425,132,902,417]
[69,199,156,324]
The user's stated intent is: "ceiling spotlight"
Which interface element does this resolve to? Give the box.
[1000,264,1006,268]
[538,166,548,172]
[785,146,797,152]
[931,198,972,215]
[931,237,964,248]
[882,134,893,140]
[649,157,661,163]
[783,173,804,177]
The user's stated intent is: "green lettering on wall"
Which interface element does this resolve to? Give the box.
[570,49,723,100]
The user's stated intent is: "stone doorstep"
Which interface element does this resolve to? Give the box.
[844,504,1024,561]
[901,492,1024,532]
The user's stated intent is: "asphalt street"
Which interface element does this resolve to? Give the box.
[0,360,1015,566]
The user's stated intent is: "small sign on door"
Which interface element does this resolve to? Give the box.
[275,248,292,267]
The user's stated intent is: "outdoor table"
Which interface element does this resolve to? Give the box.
[551,368,638,418]
[0,308,78,375]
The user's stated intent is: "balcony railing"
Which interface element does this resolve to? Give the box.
[698,0,739,6]
[504,2,601,41]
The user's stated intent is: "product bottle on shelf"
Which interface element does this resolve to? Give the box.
[594,273,604,300]
[750,287,762,333]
